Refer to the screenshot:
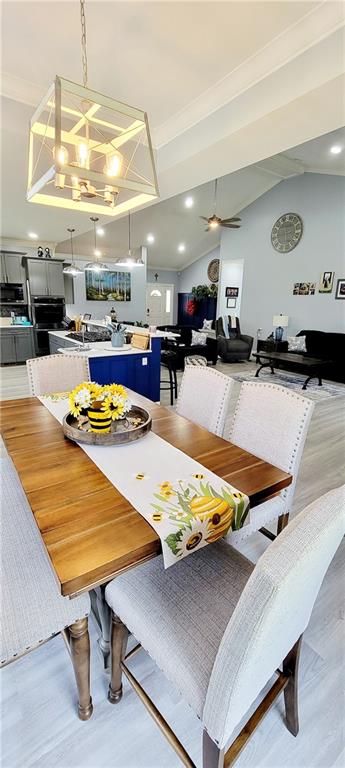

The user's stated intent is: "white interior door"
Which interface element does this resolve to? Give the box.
[146,284,174,326]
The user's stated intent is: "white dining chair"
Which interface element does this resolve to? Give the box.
[0,451,93,720]
[226,381,314,542]
[175,366,233,437]
[104,485,344,767]
[26,354,90,396]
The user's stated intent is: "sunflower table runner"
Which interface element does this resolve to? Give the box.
[39,395,250,568]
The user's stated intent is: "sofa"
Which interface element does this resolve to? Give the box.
[215,317,254,363]
[156,325,218,369]
[264,330,345,384]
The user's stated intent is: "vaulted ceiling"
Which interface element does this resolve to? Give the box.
[1,0,344,266]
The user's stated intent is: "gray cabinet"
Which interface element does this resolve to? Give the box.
[26,259,65,297]
[0,328,34,364]
[0,333,16,363]
[0,253,26,285]
[49,333,76,354]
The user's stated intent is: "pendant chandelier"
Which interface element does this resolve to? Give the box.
[115,212,145,267]
[85,217,109,272]
[63,228,83,276]
[27,0,159,217]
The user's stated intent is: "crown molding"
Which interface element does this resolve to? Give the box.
[0,72,45,107]
[154,1,345,149]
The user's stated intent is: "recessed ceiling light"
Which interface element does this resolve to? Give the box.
[28,232,38,239]
[330,145,343,154]
[97,227,105,236]
[185,196,194,208]
[178,243,186,253]
[147,233,155,243]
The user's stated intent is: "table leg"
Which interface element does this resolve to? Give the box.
[255,358,275,377]
[302,374,320,390]
[91,586,111,671]
[69,617,93,720]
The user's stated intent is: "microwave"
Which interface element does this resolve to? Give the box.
[0,283,25,304]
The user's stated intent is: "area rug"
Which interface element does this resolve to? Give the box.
[231,370,345,400]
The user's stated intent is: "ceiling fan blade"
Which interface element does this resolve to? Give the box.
[221,217,242,223]
[221,223,241,228]
[200,216,209,222]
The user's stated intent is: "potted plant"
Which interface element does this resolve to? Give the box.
[191,284,218,300]
[69,382,131,433]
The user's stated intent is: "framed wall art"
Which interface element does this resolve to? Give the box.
[335,278,345,299]
[85,270,131,301]
[226,298,237,309]
[318,271,334,293]
[225,286,239,298]
[293,283,316,295]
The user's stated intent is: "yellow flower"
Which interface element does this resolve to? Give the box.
[101,395,126,421]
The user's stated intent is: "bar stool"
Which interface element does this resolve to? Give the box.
[160,349,178,406]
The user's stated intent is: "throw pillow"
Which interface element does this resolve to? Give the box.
[202,319,213,331]
[191,330,207,346]
[288,335,307,352]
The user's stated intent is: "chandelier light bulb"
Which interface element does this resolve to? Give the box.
[54,145,69,166]
[104,151,123,177]
[94,248,101,257]
[77,141,89,169]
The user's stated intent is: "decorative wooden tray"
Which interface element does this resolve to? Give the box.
[63,406,152,446]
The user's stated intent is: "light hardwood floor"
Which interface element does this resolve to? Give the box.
[1,361,344,768]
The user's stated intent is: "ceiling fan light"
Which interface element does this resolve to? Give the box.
[209,220,219,229]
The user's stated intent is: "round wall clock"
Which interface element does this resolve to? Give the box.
[207,258,220,283]
[271,213,303,253]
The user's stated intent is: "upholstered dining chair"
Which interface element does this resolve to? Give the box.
[105,485,344,768]
[0,451,93,720]
[176,366,233,437]
[226,381,314,542]
[26,354,90,396]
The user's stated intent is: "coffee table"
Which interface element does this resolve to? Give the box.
[254,351,330,390]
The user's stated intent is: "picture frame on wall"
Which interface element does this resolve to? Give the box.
[226,298,237,309]
[335,278,345,299]
[318,271,334,293]
[225,286,239,297]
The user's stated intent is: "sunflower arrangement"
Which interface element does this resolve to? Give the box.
[69,381,131,425]
[100,383,131,421]
[69,382,103,417]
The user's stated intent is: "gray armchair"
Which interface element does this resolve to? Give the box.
[216,316,253,362]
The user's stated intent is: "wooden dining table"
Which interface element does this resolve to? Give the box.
[1,390,292,672]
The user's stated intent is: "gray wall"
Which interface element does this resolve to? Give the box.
[220,173,345,338]
[178,246,220,293]
[63,256,147,324]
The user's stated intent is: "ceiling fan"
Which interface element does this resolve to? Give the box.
[200,179,242,232]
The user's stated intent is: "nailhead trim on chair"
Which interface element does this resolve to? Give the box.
[26,355,90,396]
[229,381,313,509]
[0,612,90,666]
[177,367,233,436]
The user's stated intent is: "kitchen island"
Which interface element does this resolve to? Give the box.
[49,331,161,401]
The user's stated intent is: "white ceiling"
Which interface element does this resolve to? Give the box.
[1,0,344,256]
[54,127,345,269]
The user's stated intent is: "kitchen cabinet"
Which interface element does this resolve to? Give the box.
[0,328,34,364]
[0,252,26,285]
[49,334,77,354]
[26,259,65,297]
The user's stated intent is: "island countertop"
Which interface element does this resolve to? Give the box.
[48,330,152,358]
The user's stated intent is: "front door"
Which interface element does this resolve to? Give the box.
[146,284,174,327]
